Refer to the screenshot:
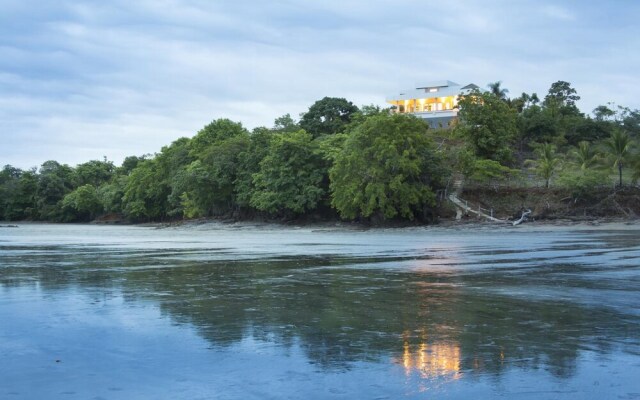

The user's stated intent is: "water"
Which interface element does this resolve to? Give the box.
[1,223,639,399]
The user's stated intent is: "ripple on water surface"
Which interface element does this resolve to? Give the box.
[1,223,639,399]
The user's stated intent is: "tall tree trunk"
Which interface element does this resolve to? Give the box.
[619,163,623,187]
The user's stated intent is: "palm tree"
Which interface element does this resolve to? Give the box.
[487,81,509,100]
[526,143,560,188]
[572,141,600,170]
[605,129,631,187]
[631,154,640,185]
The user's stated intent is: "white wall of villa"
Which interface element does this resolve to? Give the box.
[386,80,478,128]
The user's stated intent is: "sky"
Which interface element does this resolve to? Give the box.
[1,0,639,169]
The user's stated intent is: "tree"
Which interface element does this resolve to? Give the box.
[299,97,359,137]
[487,81,509,100]
[456,90,518,164]
[36,160,75,220]
[235,127,276,209]
[593,105,616,121]
[174,134,249,217]
[1,168,38,220]
[97,176,128,214]
[122,159,169,221]
[118,155,148,175]
[330,113,443,221]
[526,143,561,188]
[190,119,248,155]
[572,141,600,170]
[517,104,561,147]
[544,80,581,110]
[273,114,299,133]
[172,119,251,217]
[619,107,640,138]
[121,136,193,221]
[511,92,540,113]
[61,184,103,222]
[631,154,640,184]
[250,130,327,216]
[74,159,115,187]
[605,129,632,187]
[565,116,613,145]
[0,166,23,220]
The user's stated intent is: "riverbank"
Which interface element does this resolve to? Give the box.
[4,214,639,233]
[447,186,640,221]
[3,186,639,231]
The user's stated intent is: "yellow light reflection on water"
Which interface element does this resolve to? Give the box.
[397,335,461,380]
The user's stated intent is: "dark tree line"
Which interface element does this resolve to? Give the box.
[1,81,639,223]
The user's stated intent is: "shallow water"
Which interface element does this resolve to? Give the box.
[1,223,639,399]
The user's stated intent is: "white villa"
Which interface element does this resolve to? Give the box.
[386,80,479,128]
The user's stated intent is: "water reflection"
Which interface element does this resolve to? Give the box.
[1,225,640,398]
[398,333,462,380]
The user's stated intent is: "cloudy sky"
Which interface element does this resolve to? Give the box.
[1,0,639,169]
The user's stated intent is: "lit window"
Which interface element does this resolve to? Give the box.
[428,88,438,93]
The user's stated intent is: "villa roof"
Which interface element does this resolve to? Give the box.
[386,81,478,102]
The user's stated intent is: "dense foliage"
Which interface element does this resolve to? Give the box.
[1,82,639,223]
[330,113,443,221]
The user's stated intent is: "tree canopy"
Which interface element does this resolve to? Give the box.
[330,113,442,221]
[456,90,518,164]
[1,83,639,224]
[299,97,359,137]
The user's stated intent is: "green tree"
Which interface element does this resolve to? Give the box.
[273,114,300,133]
[605,129,632,187]
[526,143,561,188]
[126,137,193,220]
[190,119,247,156]
[619,107,640,138]
[3,168,38,220]
[97,175,128,214]
[593,104,616,121]
[74,159,115,187]
[517,104,561,147]
[510,92,539,113]
[36,160,75,221]
[544,80,581,111]
[468,158,520,184]
[631,154,640,184]
[565,116,613,145]
[122,158,169,220]
[487,81,509,100]
[118,155,148,175]
[171,133,250,218]
[299,97,359,137]
[171,119,250,217]
[456,90,518,164]
[571,141,600,170]
[0,166,23,220]
[235,127,276,209]
[61,184,103,222]
[121,136,192,221]
[250,130,327,216]
[330,113,442,221]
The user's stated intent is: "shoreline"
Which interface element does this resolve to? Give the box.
[3,216,638,233]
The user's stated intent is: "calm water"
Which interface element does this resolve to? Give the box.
[1,223,639,399]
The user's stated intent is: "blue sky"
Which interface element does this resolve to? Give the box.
[1,0,639,169]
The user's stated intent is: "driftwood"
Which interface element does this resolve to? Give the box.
[448,194,506,223]
[512,209,532,226]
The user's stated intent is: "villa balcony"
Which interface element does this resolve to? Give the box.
[391,108,458,119]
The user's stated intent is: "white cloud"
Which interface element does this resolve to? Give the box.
[542,5,576,21]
